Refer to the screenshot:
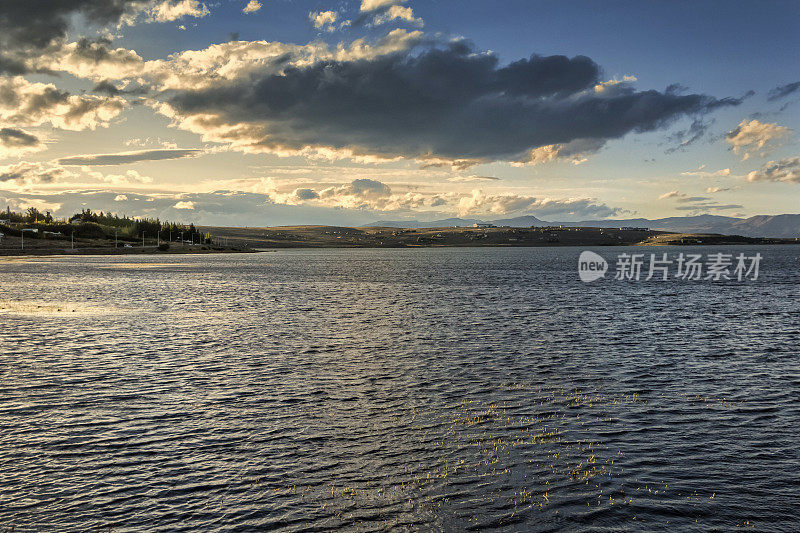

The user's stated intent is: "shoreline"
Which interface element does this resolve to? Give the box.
[1,226,797,257]
[0,246,257,257]
[199,225,800,249]
[2,241,797,258]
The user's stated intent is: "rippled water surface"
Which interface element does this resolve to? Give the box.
[1,246,799,532]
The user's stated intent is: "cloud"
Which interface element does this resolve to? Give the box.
[292,188,319,200]
[658,189,743,211]
[517,138,605,166]
[674,203,742,212]
[681,165,731,178]
[705,186,731,193]
[149,0,209,22]
[659,190,726,204]
[0,1,208,73]
[0,161,75,186]
[114,194,129,201]
[371,5,422,27]
[725,119,791,160]
[456,189,620,218]
[768,81,800,101]
[0,76,126,131]
[0,189,386,227]
[25,38,147,81]
[58,148,203,165]
[277,178,620,218]
[447,175,501,182]
[310,10,338,30]
[658,190,683,200]
[360,0,403,12]
[95,169,154,185]
[746,157,800,184]
[665,118,713,153]
[243,0,262,14]
[0,127,44,158]
[92,79,149,96]
[156,37,743,166]
[315,178,393,208]
[0,1,144,54]
[0,195,62,214]
[1,185,625,226]
[0,161,157,190]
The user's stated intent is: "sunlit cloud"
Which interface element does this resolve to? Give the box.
[243,0,262,14]
[725,119,791,160]
[747,157,800,184]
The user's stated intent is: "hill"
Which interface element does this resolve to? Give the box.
[365,214,800,238]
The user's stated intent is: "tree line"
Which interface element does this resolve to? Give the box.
[0,207,211,243]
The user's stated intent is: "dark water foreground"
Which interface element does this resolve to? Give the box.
[1,247,798,532]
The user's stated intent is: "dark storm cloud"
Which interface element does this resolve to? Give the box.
[92,79,149,96]
[0,1,144,49]
[664,118,713,154]
[164,41,746,162]
[0,127,41,149]
[0,55,28,75]
[58,148,203,165]
[768,81,800,101]
[293,188,319,200]
[0,0,147,73]
[497,53,600,98]
[92,80,126,96]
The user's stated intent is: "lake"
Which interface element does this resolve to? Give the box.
[1,246,798,531]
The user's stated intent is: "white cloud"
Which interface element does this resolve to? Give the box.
[243,0,262,14]
[25,40,146,81]
[0,162,76,188]
[141,29,423,94]
[658,190,683,200]
[95,169,154,185]
[114,194,129,201]
[681,166,731,178]
[150,0,209,22]
[593,75,637,93]
[173,200,196,209]
[0,161,159,191]
[456,189,619,218]
[372,5,422,26]
[516,138,605,166]
[447,175,501,182]
[0,77,126,131]
[360,0,403,12]
[310,10,337,30]
[726,119,791,160]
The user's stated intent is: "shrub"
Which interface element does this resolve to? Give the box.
[73,222,107,239]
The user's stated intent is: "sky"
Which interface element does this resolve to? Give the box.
[0,0,798,226]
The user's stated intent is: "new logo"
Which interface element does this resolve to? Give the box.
[578,251,608,282]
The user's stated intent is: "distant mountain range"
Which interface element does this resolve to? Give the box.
[365,214,800,238]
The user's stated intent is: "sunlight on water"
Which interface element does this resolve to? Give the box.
[0,299,115,316]
[0,247,798,532]
[95,262,200,269]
